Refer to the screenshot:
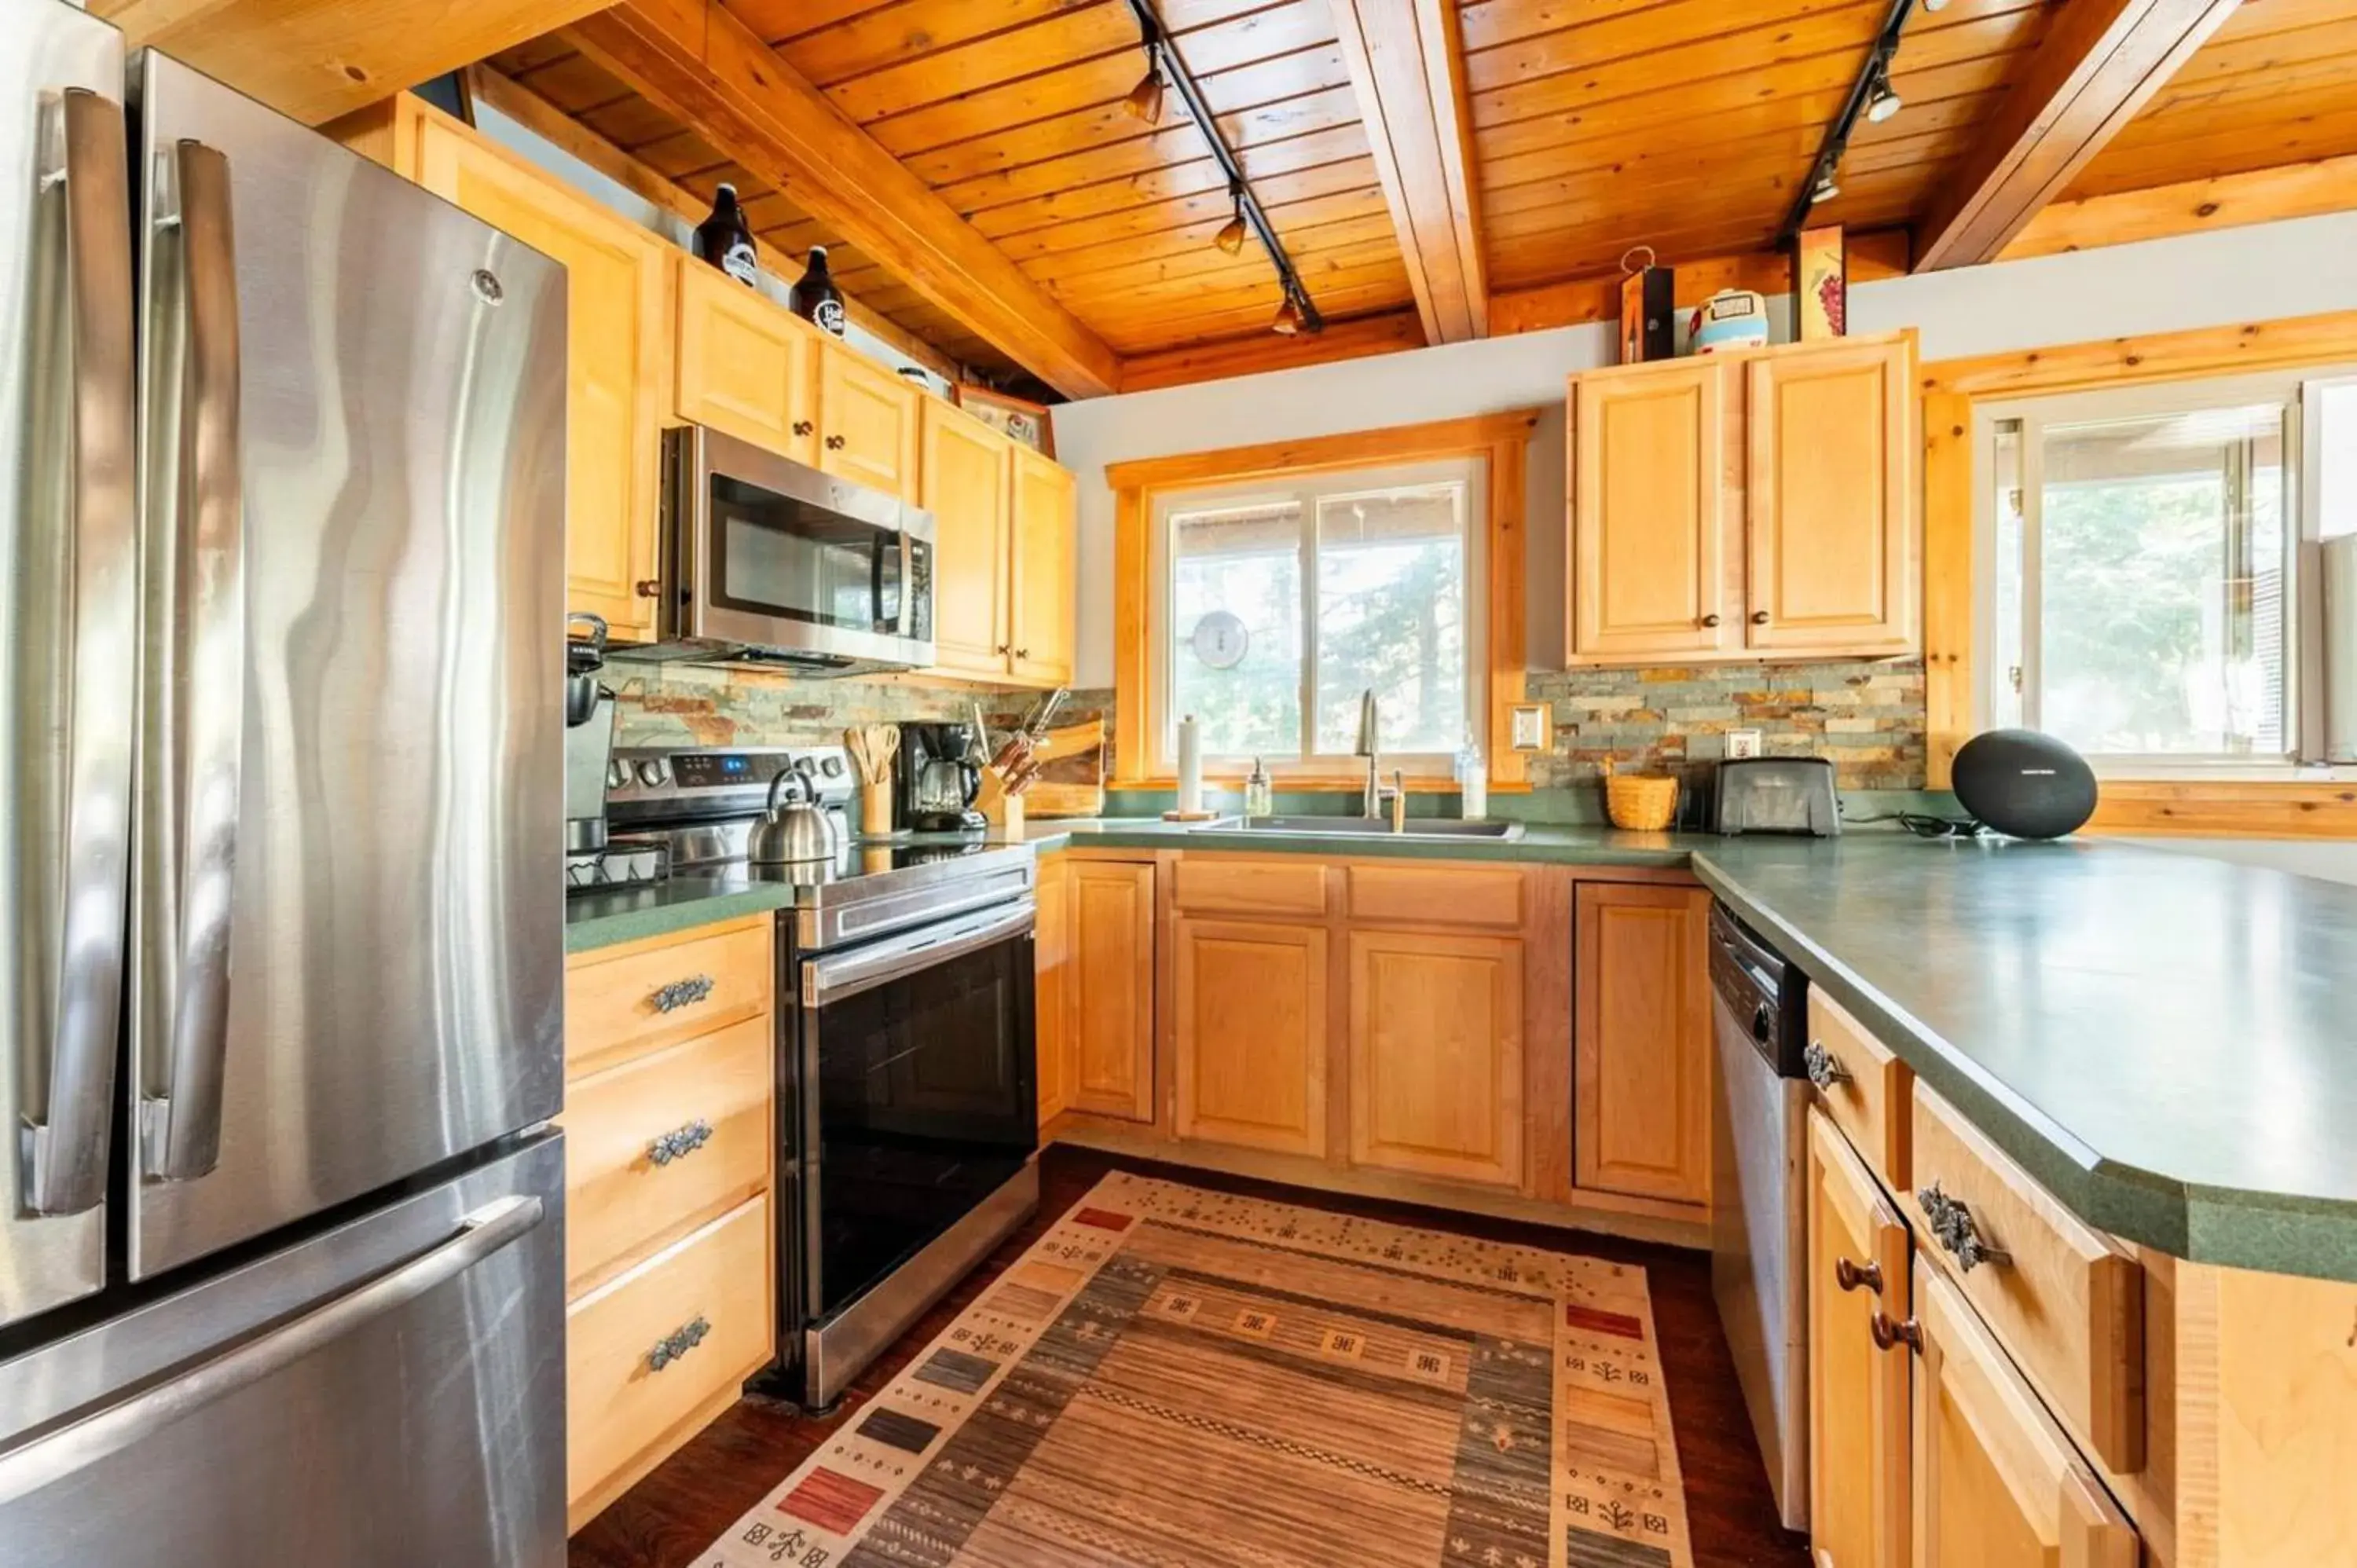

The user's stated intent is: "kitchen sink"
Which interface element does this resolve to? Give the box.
[1191,815,1524,841]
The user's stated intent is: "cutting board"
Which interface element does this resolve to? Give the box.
[1022,719,1106,818]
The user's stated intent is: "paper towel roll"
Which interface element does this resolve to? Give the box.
[1176,714,1203,814]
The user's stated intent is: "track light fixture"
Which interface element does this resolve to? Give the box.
[1213,181,1247,255]
[1813,172,1842,203]
[1272,293,1303,335]
[1865,64,1902,122]
[1124,62,1166,123]
[1777,0,1915,244]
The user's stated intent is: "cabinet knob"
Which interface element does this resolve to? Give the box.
[995,643,1011,655]
[1015,647,1028,659]
[634,579,662,599]
[1804,1040,1853,1091]
[825,434,846,450]
[1751,610,1771,625]
[1700,613,1721,628]
[1869,1312,1921,1353]
[791,419,813,437]
[1835,1257,1882,1295]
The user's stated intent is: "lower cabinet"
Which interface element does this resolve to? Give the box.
[1911,1257,2139,1567]
[1806,1109,1912,1568]
[560,916,779,1533]
[1572,881,1713,1210]
[1034,854,1072,1127]
[1347,929,1523,1188]
[1068,859,1157,1123]
[1171,915,1328,1156]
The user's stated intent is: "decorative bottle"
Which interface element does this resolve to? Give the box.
[790,246,847,337]
[691,183,757,286]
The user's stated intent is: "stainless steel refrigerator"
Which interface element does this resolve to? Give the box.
[0,2,570,1560]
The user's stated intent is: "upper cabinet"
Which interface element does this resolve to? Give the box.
[922,398,1013,680]
[675,262,819,466]
[1010,445,1078,687]
[338,97,675,643]
[1568,332,1918,664]
[817,343,920,500]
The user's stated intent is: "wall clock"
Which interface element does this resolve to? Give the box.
[1189,610,1249,670]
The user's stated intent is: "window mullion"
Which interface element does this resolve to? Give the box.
[2021,416,2044,735]
[1299,485,1318,765]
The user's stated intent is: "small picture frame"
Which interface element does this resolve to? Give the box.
[954,383,1055,458]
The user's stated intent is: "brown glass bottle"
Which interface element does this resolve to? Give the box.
[691,183,757,286]
[790,246,847,338]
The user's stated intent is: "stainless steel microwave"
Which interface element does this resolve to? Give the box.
[646,425,936,672]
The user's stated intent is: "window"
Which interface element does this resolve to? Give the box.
[1154,459,1483,771]
[1979,368,2356,771]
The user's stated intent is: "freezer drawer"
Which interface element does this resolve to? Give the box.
[0,1135,566,1566]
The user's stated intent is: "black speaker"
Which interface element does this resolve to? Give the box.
[1951,729,2099,840]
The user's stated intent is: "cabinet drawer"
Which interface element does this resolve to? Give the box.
[1805,988,1912,1191]
[1171,856,1328,917]
[566,1192,772,1526]
[1904,1082,2143,1475]
[565,918,772,1077]
[563,1013,773,1295]
[1346,864,1523,929]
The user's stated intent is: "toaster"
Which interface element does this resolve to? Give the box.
[1713,757,1840,836]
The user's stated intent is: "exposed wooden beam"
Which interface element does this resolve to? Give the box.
[90,0,611,126]
[463,65,959,383]
[1120,313,1426,392]
[566,0,1121,398]
[1912,0,2242,271]
[2001,152,2357,261]
[1329,0,1488,343]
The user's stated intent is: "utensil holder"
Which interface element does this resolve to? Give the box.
[860,787,894,839]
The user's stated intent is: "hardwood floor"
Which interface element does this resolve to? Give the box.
[569,1145,1811,1568]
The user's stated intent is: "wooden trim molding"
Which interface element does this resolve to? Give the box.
[1109,410,1540,791]
[1920,308,2357,806]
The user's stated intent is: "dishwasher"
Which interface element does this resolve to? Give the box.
[1707,900,1811,1533]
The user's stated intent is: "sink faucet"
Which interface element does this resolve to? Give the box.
[1354,689,1397,822]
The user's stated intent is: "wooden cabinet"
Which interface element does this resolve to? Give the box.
[1747,337,1913,654]
[1567,332,1917,664]
[1009,445,1078,687]
[559,916,777,1533]
[675,262,819,464]
[1035,855,1072,1127]
[1171,916,1328,1156]
[1911,1257,2139,1568]
[1347,929,1523,1187]
[350,98,674,643]
[1808,1110,1912,1568]
[1070,860,1156,1123]
[817,338,919,500]
[1570,361,1732,660]
[1572,882,1711,1210]
[922,397,1013,680]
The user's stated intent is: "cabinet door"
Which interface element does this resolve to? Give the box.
[675,263,819,464]
[1808,1111,1912,1568]
[818,339,920,500]
[1009,445,1078,687]
[1347,930,1524,1187]
[1035,856,1072,1127]
[1571,362,1734,661]
[1747,336,1915,654]
[1912,1258,2139,1568]
[409,115,672,643]
[920,398,1012,679]
[1172,917,1328,1157]
[1070,861,1155,1123]
[1573,882,1711,1207]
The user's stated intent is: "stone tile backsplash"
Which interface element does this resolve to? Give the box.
[602,658,1107,753]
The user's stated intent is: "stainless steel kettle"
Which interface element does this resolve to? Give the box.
[747,769,842,865]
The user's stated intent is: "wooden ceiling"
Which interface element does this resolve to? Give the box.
[451,0,2356,395]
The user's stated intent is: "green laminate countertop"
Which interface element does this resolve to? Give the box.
[564,820,2357,1280]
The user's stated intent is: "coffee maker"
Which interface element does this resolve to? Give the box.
[896,721,984,831]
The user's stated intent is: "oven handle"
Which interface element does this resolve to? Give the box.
[802,897,1035,1009]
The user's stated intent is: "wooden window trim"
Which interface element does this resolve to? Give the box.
[1921,309,2357,839]
[1108,411,1540,793]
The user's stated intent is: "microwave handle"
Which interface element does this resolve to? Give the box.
[896,529,915,638]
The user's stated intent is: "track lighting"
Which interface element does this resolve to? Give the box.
[1865,71,1901,123]
[1124,61,1166,123]
[1213,183,1246,255]
[1271,290,1303,335]
[1813,172,1841,203]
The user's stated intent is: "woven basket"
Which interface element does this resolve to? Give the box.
[1604,770,1679,831]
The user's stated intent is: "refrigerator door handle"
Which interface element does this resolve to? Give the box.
[20,87,137,1218]
[141,139,244,1184]
[0,1192,544,1508]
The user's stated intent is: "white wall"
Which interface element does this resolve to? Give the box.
[1052,211,2357,687]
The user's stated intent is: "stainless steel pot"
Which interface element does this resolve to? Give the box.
[747,770,842,865]
[566,612,609,727]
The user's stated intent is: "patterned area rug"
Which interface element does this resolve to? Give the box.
[695,1174,1695,1568]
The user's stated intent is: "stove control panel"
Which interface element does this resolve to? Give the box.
[604,743,860,819]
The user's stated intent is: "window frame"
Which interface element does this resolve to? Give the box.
[1973,368,2328,776]
[1149,456,1487,776]
[1108,410,1539,792]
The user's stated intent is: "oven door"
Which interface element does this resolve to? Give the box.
[797,899,1036,1326]
[669,425,935,667]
